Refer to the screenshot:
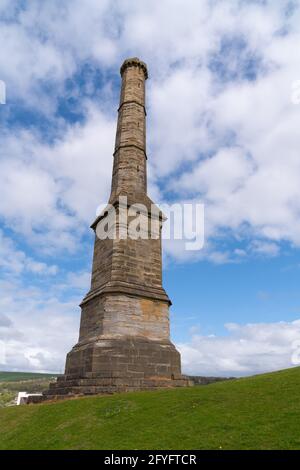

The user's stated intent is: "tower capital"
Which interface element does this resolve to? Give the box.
[120,57,148,79]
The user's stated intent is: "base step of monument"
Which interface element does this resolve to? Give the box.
[42,375,193,400]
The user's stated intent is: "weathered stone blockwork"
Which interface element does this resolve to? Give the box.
[48,336,186,396]
[81,294,170,341]
[45,58,191,398]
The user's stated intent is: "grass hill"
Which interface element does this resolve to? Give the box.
[0,367,299,450]
[0,371,58,382]
[0,371,58,408]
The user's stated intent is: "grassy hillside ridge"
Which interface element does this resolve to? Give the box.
[0,372,58,408]
[0,367,299,450]
[0,371,58,382]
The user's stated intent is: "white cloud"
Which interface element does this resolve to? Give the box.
[66,271,90,290]
[179,319,300,377]
[2,295,300,376]
[1,0,299,260]
[0,278,80,373]
[0,314,12,328]
[0,106,115,251]
[0,229,58,275]
[149,67,213,176]
[173,147,254,201]
[0,0,120,110]
[250,240,280,257]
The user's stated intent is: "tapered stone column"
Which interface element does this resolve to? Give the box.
[46,58,191,397]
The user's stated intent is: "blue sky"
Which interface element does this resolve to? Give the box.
[1,0,300,376]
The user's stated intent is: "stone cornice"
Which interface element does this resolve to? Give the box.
[80,281,172,306]
[118,100,147,116]
[120,57,148,79]
[113,144,147,159]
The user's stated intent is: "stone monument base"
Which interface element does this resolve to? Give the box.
[44,336,192,398]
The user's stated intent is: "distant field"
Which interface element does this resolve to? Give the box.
[0,372,59,408]
[0,367,300,449]
[0,372,58,383]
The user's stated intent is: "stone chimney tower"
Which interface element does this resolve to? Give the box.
[47,58,190,396]
[110,57,148,199]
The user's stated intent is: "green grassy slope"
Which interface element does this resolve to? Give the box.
[0,367,299,450]
[0,371,58,382]
[0,372,59,408]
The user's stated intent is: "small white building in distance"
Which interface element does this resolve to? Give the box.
[16,392,43,405]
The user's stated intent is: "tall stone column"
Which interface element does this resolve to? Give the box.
[110,58,147,199]
[47,58,190,396]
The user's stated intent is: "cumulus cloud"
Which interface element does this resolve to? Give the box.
[0,106,115,251]
[2,296,300,375]
[0,230,58,275]
[0,0,299,259]
[0,278,80,372]
[179,320,300,377]
[0,314,12,328]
